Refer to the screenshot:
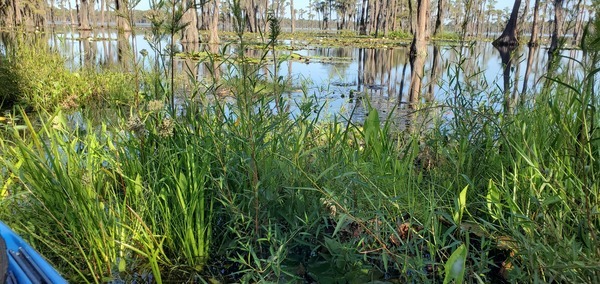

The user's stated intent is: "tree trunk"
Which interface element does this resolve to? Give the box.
[373,0,382,37]
[390,0,398,32]
[358,0,368,35]
[115,0,131,32]
[76,0,80,25]
[493,0,522,46]
[49,0,55,26]
[408,0,430,106]
[209,0,220,44]
[13,0,23,27]
[539,0,549,44]
[100,0,106,27]
[262,0,268,32]
[68,0,75,27]
[90,0,96,28]
[78,0,91,30]
[80,29,95,66]
[408,0,414,35]
[117,31,132,69]
[547,0,564,71]
[1,0,14,27]
[522,0,541,97]
[181,0,199,45]
[471,1,478,36]
[571,0,584,45]
[327,0,332,30]
[485,3,492,37]
[290,0,295,33]
[517,0,529,36]
[476,0,486,37]
[243,0,257,32]
[382,0,391,36]
[528,0,540,47]
[433,0,443,36]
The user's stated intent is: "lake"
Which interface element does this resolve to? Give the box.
[3,29,588,123]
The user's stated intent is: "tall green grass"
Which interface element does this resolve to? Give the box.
[0,34,137,110]
[1,112,139,283]
[0,6,599,284]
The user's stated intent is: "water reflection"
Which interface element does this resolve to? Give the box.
[522,45,538,100]
[0,31,588,123]
[79,30,96,67]
[495,45,517,112]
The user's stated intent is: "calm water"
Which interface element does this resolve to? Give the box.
[3,30,588,122]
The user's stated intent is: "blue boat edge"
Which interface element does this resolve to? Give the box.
[0,221,68,283]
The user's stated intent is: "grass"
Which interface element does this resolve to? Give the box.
[0,8,599,284]
[0,34,138,110]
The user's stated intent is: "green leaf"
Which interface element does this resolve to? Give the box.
[486,180,503,221]
[541,195,562,207]
[381,251,389,272]
[443,244,467,284]
[453,185,468,224]
[12,125,28,131]
[324,237,342,255]
[134,174,143,196]
[118,258,126,272]
[332,214,348,237]
[363,108,381,154]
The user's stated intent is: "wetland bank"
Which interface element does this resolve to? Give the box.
[1,0,599,283]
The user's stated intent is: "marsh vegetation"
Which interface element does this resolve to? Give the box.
[1,0,599,283]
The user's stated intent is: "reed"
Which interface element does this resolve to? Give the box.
[0,6,598,284]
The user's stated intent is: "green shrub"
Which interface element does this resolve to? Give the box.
[387,30,412,39]
[433,31,460,41]
[0,56,21,108]
[0,38,137,111]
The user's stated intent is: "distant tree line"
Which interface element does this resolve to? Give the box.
[0,0,595,46]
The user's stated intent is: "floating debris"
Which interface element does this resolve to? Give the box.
[332,81,356,87]
[365,84,385,90]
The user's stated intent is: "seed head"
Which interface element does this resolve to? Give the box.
[158,118,174,138]
[126,115,146,136]
[147,100,164,112]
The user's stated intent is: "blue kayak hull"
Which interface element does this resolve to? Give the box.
[0,221,68,284]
